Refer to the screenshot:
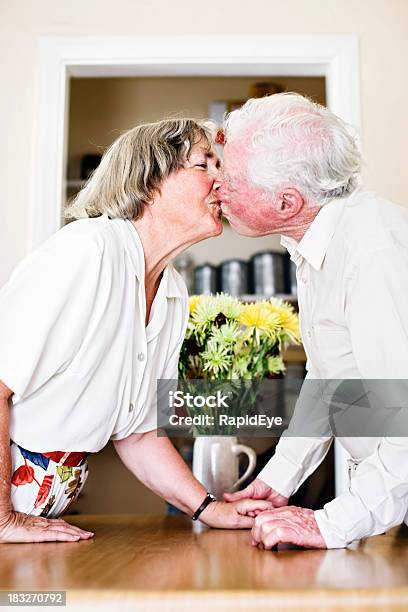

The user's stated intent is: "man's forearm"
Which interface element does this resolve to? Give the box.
[114,432,207,515]
[0,396,12,516]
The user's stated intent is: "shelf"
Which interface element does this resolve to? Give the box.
[238,294,297,303]
[66,179,86,189]
[192,294,297,302]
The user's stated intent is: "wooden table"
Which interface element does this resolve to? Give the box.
[1,515,408,611]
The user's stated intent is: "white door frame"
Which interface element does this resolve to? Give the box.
[30,34,358,496]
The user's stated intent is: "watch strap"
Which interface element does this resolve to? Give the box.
[192,492,216,521]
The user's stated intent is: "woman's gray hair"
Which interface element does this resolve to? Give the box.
[64,118,215,220]
[224,93,362,205]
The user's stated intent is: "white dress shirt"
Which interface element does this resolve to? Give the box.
[0,214,188,452]
[257,190,408,548]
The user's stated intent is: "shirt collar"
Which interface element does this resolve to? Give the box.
[163,265,185,299]
[108,216,183,299]
[280,197,346,271]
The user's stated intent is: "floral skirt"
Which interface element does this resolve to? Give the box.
[10,442,89,518]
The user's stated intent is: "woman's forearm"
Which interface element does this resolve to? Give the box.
[0,393,12,517]
[114,432,207,515]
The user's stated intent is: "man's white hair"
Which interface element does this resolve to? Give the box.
[224,93,361,205]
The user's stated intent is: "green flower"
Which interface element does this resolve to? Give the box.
[210,321,241,345]
[192,296,220,328]
[231,355,252,379]
[202,341,231,376]
[267,355,285,375]
[217,294,244,320]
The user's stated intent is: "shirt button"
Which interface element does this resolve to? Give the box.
[129,403,134,413]
[138,352,145,361]
[307,330,312,338]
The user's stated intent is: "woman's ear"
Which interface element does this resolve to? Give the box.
[276,188,305,218]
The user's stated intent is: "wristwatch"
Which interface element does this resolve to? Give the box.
[192,492,216,521]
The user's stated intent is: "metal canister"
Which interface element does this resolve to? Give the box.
[250,251,286,296]
[219,260,249,296]
[173,251,194,293]
[194,263,218,295]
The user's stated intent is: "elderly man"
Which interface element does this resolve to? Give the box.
[221,93,408,549]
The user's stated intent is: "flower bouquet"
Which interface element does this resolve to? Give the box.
[176,294,300,498]
[179,293,299,379]
[178,294,300,434]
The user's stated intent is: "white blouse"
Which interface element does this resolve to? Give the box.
[0,215,188,452]
[257,190,408,548]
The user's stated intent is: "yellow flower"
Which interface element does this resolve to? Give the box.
[189,295,203,315]
[266,299,300,342]
[238,303,281,334]
[278,310,300,341]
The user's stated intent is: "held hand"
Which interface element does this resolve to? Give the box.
[199,498,275,529]
[0,511,94,543]
[251,506,326,549]
[224,478,288,509]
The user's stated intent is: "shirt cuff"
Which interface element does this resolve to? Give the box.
[257,453,303,499]
[0,363,24,403]
[314,491,374,549]
[314,509,348,548]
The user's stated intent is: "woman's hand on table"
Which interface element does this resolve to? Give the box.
[199,498,275,529]
[251,506,326,549]
[223,478,288,511]
[0,510,94,543]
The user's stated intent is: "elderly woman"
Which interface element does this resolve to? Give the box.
[0,119,271,543]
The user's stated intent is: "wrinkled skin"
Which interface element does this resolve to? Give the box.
[251,506,326,550]
[0,510,94,543]
[200,498,277,529]
[219,140,321,240]
[224,478,288,516]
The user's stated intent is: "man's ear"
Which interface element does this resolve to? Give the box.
[275,188,305,218]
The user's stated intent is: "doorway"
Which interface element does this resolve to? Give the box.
[30,34,360,255]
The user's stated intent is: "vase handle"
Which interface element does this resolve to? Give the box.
[231,443,257,491]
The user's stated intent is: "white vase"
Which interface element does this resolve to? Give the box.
[192,436,257,500]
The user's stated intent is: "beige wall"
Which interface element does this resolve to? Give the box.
[68,76,325,265]
[1,0,407,283]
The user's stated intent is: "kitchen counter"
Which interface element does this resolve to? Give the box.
[1,514,408,611]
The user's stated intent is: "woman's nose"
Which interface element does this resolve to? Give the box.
[211,166,223,191]
[213,178,222,192]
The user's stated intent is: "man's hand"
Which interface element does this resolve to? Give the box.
[223,478,288,512]
[199,499,275,529]
[251,506,326,549]
[0,510,94,543]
